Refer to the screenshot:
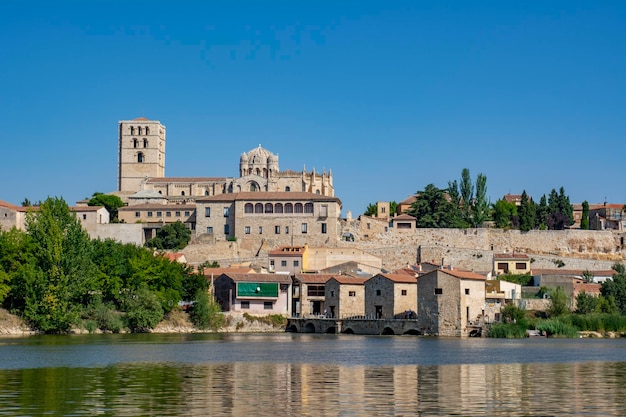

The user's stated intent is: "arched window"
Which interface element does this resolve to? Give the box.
[304,203,314,213]
[138,127,143,135]
[315,190,320,195]
[143,139,148,148]
[256,168,261,176]
[181,191,185,196]
[295,203,303,213]
[250,183,257,192]
[133,139,138,148]
[285,186,290,192]
[265,203,273,213]
[137,152,144,163]
[285,203,293,213]
[130,126,135,135]
[205,190,209,196]
[145,126,150,135]
[263,168,268,178]
[248,168,252,175]
[255,203,263,214]
[244,203,254,214]
[275,203,283,213]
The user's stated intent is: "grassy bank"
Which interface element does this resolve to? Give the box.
[488,313,626,338]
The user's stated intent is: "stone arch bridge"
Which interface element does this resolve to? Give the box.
[286,318,425,336]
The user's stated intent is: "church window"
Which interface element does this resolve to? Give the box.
[265,203,273,213]
[254,203,263,214]
[316,190,320,195]
[133,139,138,148]
[275,203,283,213]
[304,203,313,214]
[285,186,290,192]
[285,203,293,213]
[250,183,257,192]
[256,168,261,176]
[143,139,148,148]
[205,191,209,196]
[295,203,303,213]
[263,168,268,178]
[244,203,253,214]
[137,152,144,163]
[138,127,142,135]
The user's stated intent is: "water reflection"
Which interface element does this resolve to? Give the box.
[1,361,625,416]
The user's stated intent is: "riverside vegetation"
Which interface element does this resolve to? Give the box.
[0,197,227,334]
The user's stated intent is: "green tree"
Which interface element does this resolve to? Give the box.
[600,263,626,314]
[88,192,125,222]
[189,289,225,330]
[492,199,517,229]
[123,285,164,332]
[501,303,526,323]
[407,184,464,228]
[472,173,489,227]
[546,187,574,230]
[547,286,569,317]
[518,190,536,232]
[364,203,377,216]
[535,194,549,229]
[145,221,191,250]
[580,201,589,229]
[575,292,598,314]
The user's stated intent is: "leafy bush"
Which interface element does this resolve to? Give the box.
[123,286,164,333]
[189,290,225,330]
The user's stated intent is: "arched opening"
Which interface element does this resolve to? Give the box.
[304,203,313,214]
[285,324,298,333]
[285,186,291,192]
[132,139,138,148]
[256,168,261,176]
[145,126,149,135]
[244,203,253,214]
[181,191,185,196]
[285,203,293,213]
[275,203,283,213]
[263,168,268,178]
[130,126,135,135]
[381,327,395,335]
[138,126,143,135]
[205,190,209,196]
[403,329,422,336]
[469,329,482,337]
[303,323,316,333]
[254,203,263,214]
[264,203,273,213]
[325,326,336,334]
[250,182,257,192]
[295,203,303,213]
[143,139,148,148]
[342,328,354,334]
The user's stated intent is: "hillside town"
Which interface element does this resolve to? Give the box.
[1,117,626,337]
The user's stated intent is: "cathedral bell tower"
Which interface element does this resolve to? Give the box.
[117,118,166,193]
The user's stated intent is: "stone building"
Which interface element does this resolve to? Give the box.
[213,273,292,315]
[364,273,417,319]
[416,267,486,337]
[325,276,367,319]
[292,273,334,318]
[117,202,196,240]
[194,192,342,246]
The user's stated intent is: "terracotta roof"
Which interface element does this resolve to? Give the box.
[196,192,341,204]
[294,274,334,284]
[134,117,150,121]
[0,200,20,209]
[494,253,529,260]
[162,252,185,262]
[369,273,417,284]
[218,273,292,284]
[146,177,230,184]
[328,276,367,285]
[268,246,306,256]
[119,203,196,210]
[70,206,105,212]
[399,195,418,205]
[503,194,522,203]
[203,267,255,276]
[422,268,486,281]
[392,214,416,221]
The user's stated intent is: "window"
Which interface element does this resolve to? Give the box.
[135,212,140,217]
[285,186,290,192]
[307,285,325,297]
[264,301,273,310]
[224,224,229,234]
[376,290,381,296]
[245,226,251,234]
[465,288,470,295]
[147,211,153,217]
[223,207,229,217]
[156,211,162,217]
[285,226,289,234]
[207,227,213,234]
[330,291,335,297]
[241,301,250,309]
[132,138,138,148]
[270,260,275,269]
[166,211,171,217]
[275,203,283,213]
[295,203,303,213]
[321,223,327,234]
[320,205,328,217]
[349,291,356,297]
[285,203,293,213]
[181,191,185,196]
[255,203,263,213]
[275,226,280,234]
[205,207,211,217]
[301,223,307,234]
[259,226,263,234]
[184,211,190,217]
[281,260,287,267]
[497,262,508,272]
[265,203,273,213]
[175,211,181,217]
[367,223,371,229]
[515,262,527,270]
[137,152,144,163]
[381,207,386,213]
[293,260,299,267]
[143,139,148,148]
[304,203,313,213]
[82,214,87,220]
[435,288,443,295]
[245,203,253,214]
[401,290,407,296]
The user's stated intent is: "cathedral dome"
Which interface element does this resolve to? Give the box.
[240,152,249,162]
[246,145,274,164]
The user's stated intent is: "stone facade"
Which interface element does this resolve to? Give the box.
[325,277,366,319]
[364,273,417,319]
[417,268,486,337]
[195,192,342,247]
[118,118,166,193]
[292,274,334,317]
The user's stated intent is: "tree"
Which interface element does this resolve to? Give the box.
[407,184,464,228]
[575,292,598,314]
[472,173,489,227]
[363,201,398,217]
[580,201,589,229]
[535,195,548,229]
[546,187,574,230]
[123,285,164,332]
[88,192,125,222]
[501,303,526,323]
[145,221,191,250]
[492,199,517,229]
[547,286,569,317]
[600,263,626,314]
[189,289,225,330]
[518,190,536,232]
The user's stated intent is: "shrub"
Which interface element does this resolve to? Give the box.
[123,285,164,333]
[189,290,225,330]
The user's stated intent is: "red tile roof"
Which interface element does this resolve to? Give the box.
[328,276,367,285]
[269,246,306,256]
[294,274,335,284]
[374,273,418,284]
[146,177,230,183]
[218,273,292,284]
[197,192,341,204]
[494,253,529,260]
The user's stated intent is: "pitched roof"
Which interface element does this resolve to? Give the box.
[494,253,529,260]
[118,203,196,210]
[328,276,367,285]
[146,177,230,184]
[196,192,341,204]
[392,214,416,221]
[202,267,255,276]
[269,246,306,256]
[294,273,335,284]
[531,268,615,277]
[218,273,292,284]
[422,268,486,281]
[369,273,417,284]
[0,200,21,210]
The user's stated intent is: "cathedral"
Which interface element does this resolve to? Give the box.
[117,117,334,204]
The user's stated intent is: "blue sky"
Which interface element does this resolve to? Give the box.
[1,1,625,215]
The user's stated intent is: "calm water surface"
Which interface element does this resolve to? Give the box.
[0,333,625,416]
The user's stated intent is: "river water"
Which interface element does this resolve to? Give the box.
[0,333,625,416]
